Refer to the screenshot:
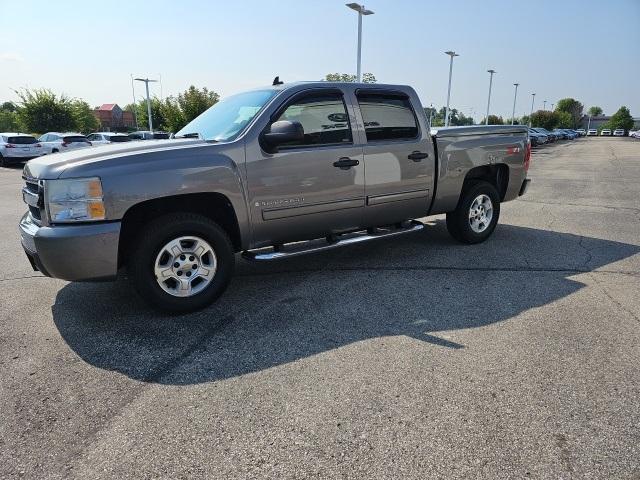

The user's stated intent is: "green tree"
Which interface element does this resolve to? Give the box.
[160,97,186,133]
[131,97,167,132]
[324,73,377,83]
[0,102,19,131]
[177,86,219,124]
[14,88,75,134]
[606,106,634,131]
[555,98,583,128]
[587,106,603,117]
[530,110,558,130]
[555,111,573,129]
[71,100,99,133]
[479,115,504,125]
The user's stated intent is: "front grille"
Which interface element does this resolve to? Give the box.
[22,176,44,224]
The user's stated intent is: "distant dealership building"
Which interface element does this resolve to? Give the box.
[93,104,136,131]
[580,115,640,130]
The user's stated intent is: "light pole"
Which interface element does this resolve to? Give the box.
[485,69,496,125]
[587,114,592,132]
[529,93,536,127]
[130,74,139,130]
[543,100,547,111]
[346,3,374,82]
[551,103,554,111]
[444,51,459,127]
[428,103,434,128]
[511,83,519,125]
[134,77,158,132]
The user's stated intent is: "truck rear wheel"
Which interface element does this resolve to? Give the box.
[129,213,235,313]
[446,180,500,244]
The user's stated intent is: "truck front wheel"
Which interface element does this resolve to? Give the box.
[446,181,500,244]
[129,213,235,313]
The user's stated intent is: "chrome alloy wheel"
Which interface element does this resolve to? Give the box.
[468,194,494,233]
[154,236,217,297]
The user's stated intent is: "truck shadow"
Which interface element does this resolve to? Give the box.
[51,222,639,385]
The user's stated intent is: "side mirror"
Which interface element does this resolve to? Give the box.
[263,120,304,148]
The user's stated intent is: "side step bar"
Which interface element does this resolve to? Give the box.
[242,220,424,261]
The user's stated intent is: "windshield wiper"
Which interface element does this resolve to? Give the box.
[179,132,201,139]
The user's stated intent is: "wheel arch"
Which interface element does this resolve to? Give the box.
[118,192,243,268]
[463,164,509,201]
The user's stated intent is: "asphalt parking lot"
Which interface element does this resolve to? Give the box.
[1,138,639,479]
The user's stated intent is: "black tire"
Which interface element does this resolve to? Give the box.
[129,212,235,313]
[446,180,500,244]
[52,149,59,153]
[0,154,6,168]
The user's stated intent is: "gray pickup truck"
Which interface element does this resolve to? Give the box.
[20,81,531,312]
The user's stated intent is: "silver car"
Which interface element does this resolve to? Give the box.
[0,133,43,167]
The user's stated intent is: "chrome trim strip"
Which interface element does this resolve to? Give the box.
[367,189,430,206]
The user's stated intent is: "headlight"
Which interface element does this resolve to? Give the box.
[45,177,106,223]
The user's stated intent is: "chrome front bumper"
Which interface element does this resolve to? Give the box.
[19,213,121,281]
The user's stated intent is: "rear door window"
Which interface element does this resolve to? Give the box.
[357,92,419,141]
[110,135,131,142]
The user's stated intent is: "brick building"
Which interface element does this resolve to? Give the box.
[93,104,136,131]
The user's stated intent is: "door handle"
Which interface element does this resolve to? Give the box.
[333,157,360,170]
[408,151,429,161]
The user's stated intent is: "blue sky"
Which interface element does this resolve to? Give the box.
[1,0,638,120]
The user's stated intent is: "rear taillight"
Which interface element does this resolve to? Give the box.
[61,142,69,147]
[524,139,531,172]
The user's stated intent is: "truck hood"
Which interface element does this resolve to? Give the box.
[23,138,206,179]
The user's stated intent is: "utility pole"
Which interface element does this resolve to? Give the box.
[444,51,459,127]
[511,83,519,125]
[130,74,139,130]
[529,93,536,128]
[485,69,496,125]
[346,3,374,82]
[134,77,158,132]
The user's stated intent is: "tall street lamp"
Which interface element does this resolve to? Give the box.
[485,69,496,125]
[134,77,158,131]
[511,83,519,125]
[346,3,374,82]
[543,100,547,111]
[551,103,554,111]
[444,51,459,127]
[529,93,536,127]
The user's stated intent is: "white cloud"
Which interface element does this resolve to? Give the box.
[0,52,24,62]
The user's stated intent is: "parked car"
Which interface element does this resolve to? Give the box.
[129,131,171,140]
[0,133,43,167]
[576,129,586,136]
[532,127,556,142]
[587,129,598,136]
[612,129,625,137]
[38,133,92,154]
[629,130,640,138]
[561,129,577,140]
[600,129,612,136]
[553,129,568,140]
[528,128,547,146]
[86,132,132,145]
[19,81,531,312]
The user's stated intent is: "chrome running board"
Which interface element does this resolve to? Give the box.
[242,220,424,261]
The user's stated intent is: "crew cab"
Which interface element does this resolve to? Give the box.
[19,81,531,312]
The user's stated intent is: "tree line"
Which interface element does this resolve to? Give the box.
[0,86,220,135]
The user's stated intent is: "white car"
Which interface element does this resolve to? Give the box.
[86,132,132,145]
[38,132,92,154]
[0,133,43,167]
[629,130,639,138]
[600,129,612,136]
[587,129,598,136]
[576,128,586,136]
[612,129,625,136]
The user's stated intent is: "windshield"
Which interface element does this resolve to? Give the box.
[176,89,277,142]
